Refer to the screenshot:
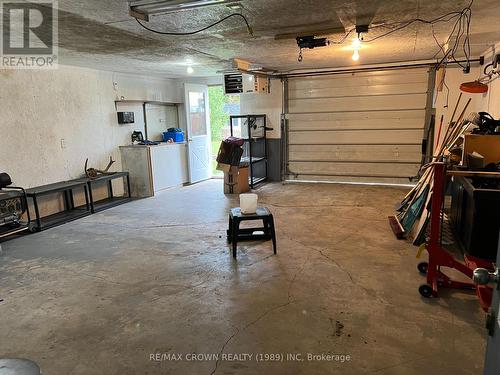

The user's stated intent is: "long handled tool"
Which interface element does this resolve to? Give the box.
[398,93,463,205]
[434,115,444,150]
[389,96,471,239]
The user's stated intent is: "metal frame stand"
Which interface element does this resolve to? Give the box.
[418,162,494,312]
[0,186,31,238]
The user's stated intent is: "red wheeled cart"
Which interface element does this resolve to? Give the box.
[418,162,494,312]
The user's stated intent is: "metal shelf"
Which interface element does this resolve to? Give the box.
[250,176,267,186]
[230,115,268,189]
[241,156,266,165]
[34,207,90,231]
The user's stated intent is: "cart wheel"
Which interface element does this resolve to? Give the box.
[419,284,434,298]
[417,262,429,275]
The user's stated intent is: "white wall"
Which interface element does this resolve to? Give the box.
[434,42,500,148]
[0,65,182,188]
[239,78,283,139]
[145,104,179,142]
[478,43,500,117]
[434,65,481,136]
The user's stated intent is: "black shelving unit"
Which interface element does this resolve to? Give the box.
[85,172,131,213]
[26,180,91,231]
[230,114,268,188]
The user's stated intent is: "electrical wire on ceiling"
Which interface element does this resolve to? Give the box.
[297,0,474,69]
[135,13,253,36]
[134,0,476,75]
[360,0,473,71]
[431,24,450,107]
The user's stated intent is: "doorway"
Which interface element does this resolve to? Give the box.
[208,85,240,178]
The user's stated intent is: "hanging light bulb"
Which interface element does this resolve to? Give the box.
[187,66,194,74]
[351,36,361,62]
[352,36,361,50]
[352,49,360,61]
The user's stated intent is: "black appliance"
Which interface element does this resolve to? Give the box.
[0,173,31,238]
[131,131,144,143]
[450,175,500,260]
[118,112,135,124]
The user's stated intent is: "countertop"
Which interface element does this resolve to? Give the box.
[120,142,187,149]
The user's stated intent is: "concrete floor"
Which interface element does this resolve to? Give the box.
[0,180,488,374]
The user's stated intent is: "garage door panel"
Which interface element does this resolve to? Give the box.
[288,118,424,131]
[289,129,423,145]
[286,110,426,122]
[289,175,414,185]
[288,93,427,113]
[289,161,420,178]
[286,68,430,183]
[288,69,428,90]
[289,144,421,163]
[288,82,428,99]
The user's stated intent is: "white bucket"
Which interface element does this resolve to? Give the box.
[240,193,258,214]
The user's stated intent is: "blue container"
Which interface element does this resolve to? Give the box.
[162,131,184,143]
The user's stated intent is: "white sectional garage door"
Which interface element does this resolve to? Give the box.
[285,68,430,184]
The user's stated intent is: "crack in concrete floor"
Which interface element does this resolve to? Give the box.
[0,181,487,374]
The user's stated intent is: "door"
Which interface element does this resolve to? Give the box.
[481,235,500,374]
[185,83,211,183]
[285,68,431,184]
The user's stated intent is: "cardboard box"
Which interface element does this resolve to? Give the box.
[224,167,249,194]
[462,135,500,166]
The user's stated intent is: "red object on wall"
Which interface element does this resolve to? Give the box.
[460,80,489,94]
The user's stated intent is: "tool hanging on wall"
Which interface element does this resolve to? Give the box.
[460,53,500,93]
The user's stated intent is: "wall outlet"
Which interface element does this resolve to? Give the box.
[60,138,67,149]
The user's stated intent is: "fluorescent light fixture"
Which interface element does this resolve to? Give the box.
[130,0,238,21]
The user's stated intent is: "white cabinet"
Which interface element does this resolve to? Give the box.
[120,143,188,198]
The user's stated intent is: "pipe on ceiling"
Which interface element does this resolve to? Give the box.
[277,57,484,78]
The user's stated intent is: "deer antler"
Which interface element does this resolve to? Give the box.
[84,158,90,178]
[84,156,116,179]
[103,156,115,172]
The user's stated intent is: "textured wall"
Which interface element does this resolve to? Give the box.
[0,65,182,188]
[434,65,482,149]
[478,42,500,118]
[239,78,283,139]
[434,42,500,149]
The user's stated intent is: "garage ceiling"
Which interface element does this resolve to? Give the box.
[52,0,500,77]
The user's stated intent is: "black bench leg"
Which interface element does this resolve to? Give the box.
[269,215,277,254]
[264,217,272,239]
[232,218,240,258]
[126,175,132,198]
[227,216,232,243]
[33,195,42,231]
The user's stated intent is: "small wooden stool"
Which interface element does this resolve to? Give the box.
[227,207,277,258]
